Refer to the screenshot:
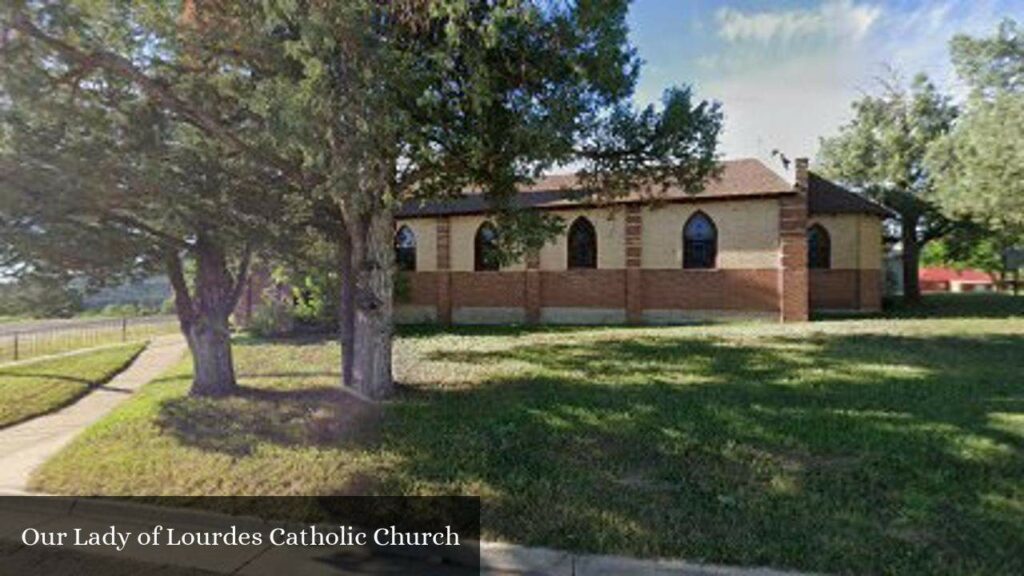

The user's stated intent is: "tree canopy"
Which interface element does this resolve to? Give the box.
[1,1,723,398]
[818,73,958,300]
[928,19,1024,255]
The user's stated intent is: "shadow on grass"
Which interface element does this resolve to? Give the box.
[0,372,91,384]
[154,331,1024,574]
[389,333,1024,573]
[823,292,1024,321]
[155,384,380,458]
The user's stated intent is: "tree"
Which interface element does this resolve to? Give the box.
[818,73,958,302]
[926,20,1024,266]
[3,1,722,399]
[0,3,291,395]
[949,18,1024,99]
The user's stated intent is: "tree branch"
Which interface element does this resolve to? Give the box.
[164,249,196,327]
[8,8,312,190]
[99,211,192,251]
[226,243,253,312]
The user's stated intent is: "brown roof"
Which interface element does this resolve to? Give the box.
[395,160,890,219]
[808,172,891,218]
[397,158,793,218]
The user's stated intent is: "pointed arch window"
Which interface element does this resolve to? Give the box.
[683,212,717,269]
[474,222,500,271]
[807,224,831,269]
[567,217,598,269]
[395,225,417,271]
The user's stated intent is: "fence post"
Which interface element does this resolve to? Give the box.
[122,317,128,342]
[13,332,18,362]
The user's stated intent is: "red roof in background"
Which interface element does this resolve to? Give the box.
[920,268,995,283]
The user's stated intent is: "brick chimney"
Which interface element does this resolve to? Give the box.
[778,158,809,322]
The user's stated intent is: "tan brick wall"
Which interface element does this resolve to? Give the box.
[641,200,780,269]
[449,215,526,271]
[807,214,883,270]
[397,219,438,272]
[538,207,627,270]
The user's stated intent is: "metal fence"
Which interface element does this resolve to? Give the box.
[0,315,179,363]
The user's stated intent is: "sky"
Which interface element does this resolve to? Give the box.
[627,0,1021,175]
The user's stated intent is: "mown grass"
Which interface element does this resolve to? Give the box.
[0,343,146,428]
[31,308,1024,575]
[884,292,1024,319]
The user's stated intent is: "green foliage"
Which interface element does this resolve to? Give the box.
[245,293,296,338]
[950,18,1024,98]
[0,275,83,318]
[921,229,1005,275]
[927,19,1024,247]
[818,73,957,215]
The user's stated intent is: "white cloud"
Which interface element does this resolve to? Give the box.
[716,0,883,45]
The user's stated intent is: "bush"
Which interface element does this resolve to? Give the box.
[246,297,296,337]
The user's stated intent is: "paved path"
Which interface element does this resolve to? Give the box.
[0,335,186,492]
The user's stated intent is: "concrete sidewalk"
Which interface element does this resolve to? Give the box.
[0,335,186,492]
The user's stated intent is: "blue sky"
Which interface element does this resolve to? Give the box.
[627,0,1021,173]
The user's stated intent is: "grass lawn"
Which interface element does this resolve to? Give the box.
[0,343,145,428]
[31,296,1024,575]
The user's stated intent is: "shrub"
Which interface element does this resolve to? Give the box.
[246,297,295,337]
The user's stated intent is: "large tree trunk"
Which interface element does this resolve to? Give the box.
[186,312,236,396]
[165,234,250,397]
[348,207,395,400]
[901,216,922,303]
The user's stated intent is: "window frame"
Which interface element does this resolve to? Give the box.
[683,211,718,269]
[567,217,598,269]
[807,224,831,270]
[394,225,417,272]
[474,222,501,271]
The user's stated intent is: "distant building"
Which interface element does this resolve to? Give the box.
[919,268,997,293]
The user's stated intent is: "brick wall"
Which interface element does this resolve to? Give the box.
[809,269,883,311]
[778,159,810,322]
[399,268,783,323]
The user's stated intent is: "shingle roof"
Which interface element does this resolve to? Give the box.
[807,172,892,218]
[395,160,891,219]
[397,158,793,218]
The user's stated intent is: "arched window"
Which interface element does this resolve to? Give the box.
[683,211,717,269]
[567,217,597,269]
[807,224,831,269]
[474,222,500,271]
[395,225,417,271]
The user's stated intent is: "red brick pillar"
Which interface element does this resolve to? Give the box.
[436,217,452,325]
[525,250,541,324]
[779,158,810,322]
[625,204,644,324]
